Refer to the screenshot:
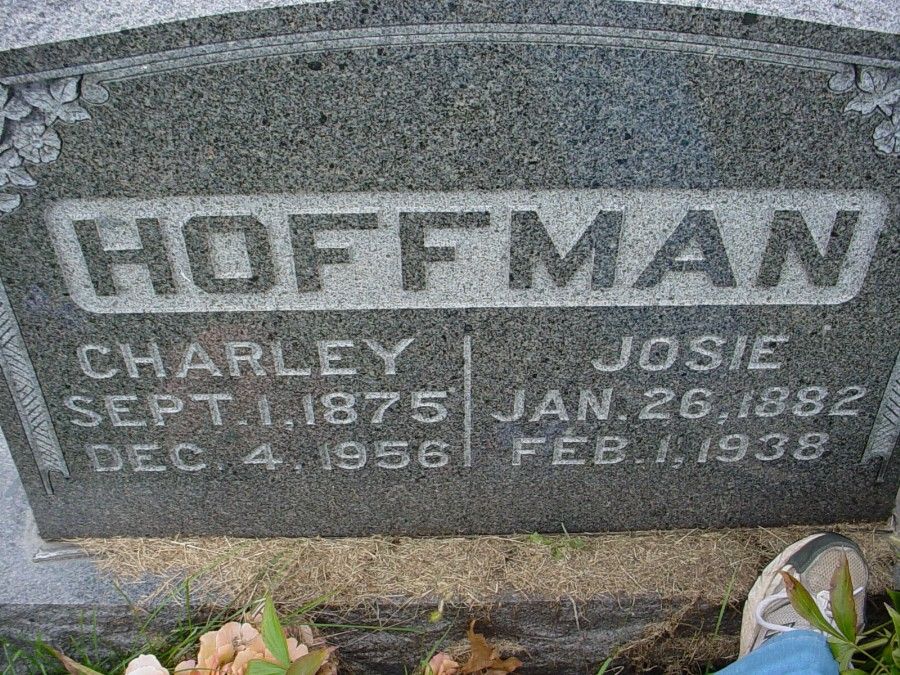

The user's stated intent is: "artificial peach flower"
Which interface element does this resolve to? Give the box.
[427,652,460,675]
[231,634,310,672]
[180,621,313,675]
[185,622,262,674]
[125,654,169,675]
[198,621,260,670]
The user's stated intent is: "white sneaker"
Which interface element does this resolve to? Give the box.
[740,532,868,656]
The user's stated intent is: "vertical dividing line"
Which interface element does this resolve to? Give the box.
[463,335,472,467]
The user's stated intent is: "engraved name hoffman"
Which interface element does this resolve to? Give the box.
[46,190,887,312]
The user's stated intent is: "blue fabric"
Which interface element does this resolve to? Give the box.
[716,630,838,675]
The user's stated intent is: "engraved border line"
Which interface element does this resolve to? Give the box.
[2,23,899,87]
[0,275,69,494]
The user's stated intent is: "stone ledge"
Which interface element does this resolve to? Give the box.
[2,527,893,674]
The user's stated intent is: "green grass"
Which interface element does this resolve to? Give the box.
[703,565,740,675]
[1,597,254,674]
[1,568,426,675]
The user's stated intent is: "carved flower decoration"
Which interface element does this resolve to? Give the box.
[0,75,96,215]
[829,64,900,156]
[0,84,30,138]
[0,148,35,187]
[844,69,900,116]
[11,121,61,163]
[873,111,900,155]
[21,77,90,124]
[828,64,857,94]
[0,190,20,213]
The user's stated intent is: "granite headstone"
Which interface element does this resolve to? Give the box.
[0,0,897,538]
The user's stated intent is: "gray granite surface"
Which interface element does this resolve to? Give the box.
[2,0,899,53]
[0,428,118,607]
[628,0,900,33]
[0,0,333,52]
[0,0,898,538]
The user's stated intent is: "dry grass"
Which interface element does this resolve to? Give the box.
[74,523,893,610]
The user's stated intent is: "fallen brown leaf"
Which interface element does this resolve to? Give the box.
[460,621,522,674]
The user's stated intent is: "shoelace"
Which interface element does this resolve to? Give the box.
[755,584,866,635]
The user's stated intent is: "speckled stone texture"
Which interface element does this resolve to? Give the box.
[0,0,897,538]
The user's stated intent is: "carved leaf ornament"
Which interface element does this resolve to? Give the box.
[829,64,900,156]
[0,76,97,215]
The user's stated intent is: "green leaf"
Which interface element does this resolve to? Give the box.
[887,588,900,612]
[45,647,105,675]
[829,641,856,671]
[595,657,614,675]
[285,649,331,675]
[260,596,291,667]
[780,571,844,641]
[829,554,857,642]
[246,661,288,675]
[888,605,900,640]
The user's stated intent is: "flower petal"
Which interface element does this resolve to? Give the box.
[217,621,243,647]
[1,94,32,121]
[16,147,40,164]
[197,630,219,668]
[844,93,879,115]
[38,144,61,164]
[57,101,90,123]
[80,80,109,104]
[173,660,197,675]
[828,65,855,93]
[873,117,900,155]
[286,637,309,661]
[9,166,35,187]
[0,191,21,214]
[43,128,62,149]
[0,149,21,169]
[50,77,80,103]
[124,654,169,675]
[857,67,888,94]
[21,84,57,114]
